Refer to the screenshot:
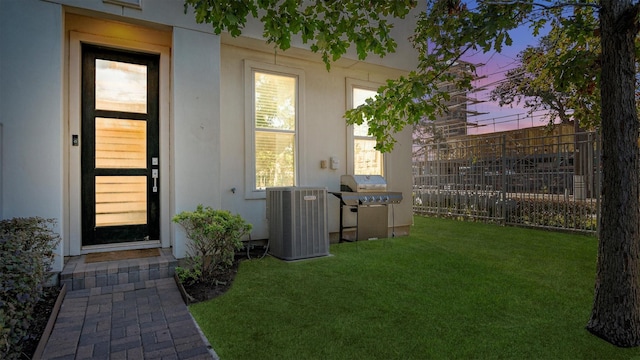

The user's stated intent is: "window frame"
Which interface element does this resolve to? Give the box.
[346,78,386,176]
[244,60,305,199]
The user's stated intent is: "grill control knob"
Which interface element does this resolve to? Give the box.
[383,196,390,202]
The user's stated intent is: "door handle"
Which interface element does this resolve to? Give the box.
[152,169,158,192]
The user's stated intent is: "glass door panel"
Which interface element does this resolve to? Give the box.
[95,117,146,168]
[95,176,147,227]
[95,59,147,113]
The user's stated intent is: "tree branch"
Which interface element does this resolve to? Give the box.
[483,0,601,10]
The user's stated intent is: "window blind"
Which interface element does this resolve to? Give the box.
[254,71,297,189]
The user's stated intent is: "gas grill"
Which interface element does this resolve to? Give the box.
[330,175,403,242]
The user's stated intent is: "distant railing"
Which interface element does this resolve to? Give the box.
[412,129,600,234]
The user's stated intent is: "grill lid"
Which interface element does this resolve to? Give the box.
[340,175,387,192]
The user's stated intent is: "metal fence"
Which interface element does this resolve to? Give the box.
[413,127,600,234]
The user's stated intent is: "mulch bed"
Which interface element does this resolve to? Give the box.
[179,259,240,304]
[179,248,267,304]
[19,286,61,359]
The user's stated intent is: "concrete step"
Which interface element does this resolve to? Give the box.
[60,248,177,291]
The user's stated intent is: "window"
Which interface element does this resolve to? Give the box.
[254,71,296,189]
[245,61,304,196]
[348,80,384,175]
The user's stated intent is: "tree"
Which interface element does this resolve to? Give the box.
[588,0,640,346]
[185,0,640,347]
[490,11,602,180]
[490,11,601,129]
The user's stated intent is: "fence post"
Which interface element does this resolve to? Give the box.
[436,139,441,216]
[501,134,507,223]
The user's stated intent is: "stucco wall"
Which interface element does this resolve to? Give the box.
[219,41,414,240]
[234,2,423,72]
[51,0,213,34]
[1,0,416,264]
[0,0,65,271]
[64,13,173,255]
[171,28,222,258]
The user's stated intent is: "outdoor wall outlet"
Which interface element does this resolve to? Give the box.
[320,160,327,169]
[330,157,339,170]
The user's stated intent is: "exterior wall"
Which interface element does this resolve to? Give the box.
[1,0,221,262]
[64,7,221,260]
[387,126,414,237]
[64,13,173,256]
[171,28,221,258]
[236,4,422,72]
[1,0,416,266]
[0,0,65,271]
[52,0,212,33]
[219,41,414,240]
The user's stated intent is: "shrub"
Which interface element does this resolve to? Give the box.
[0,217,60,359]
[173,206,252,284]
[174,260,203,286]
[508,198,598,231]
[415,191,598,232]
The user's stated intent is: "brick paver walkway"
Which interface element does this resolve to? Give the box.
[42,278,217,360]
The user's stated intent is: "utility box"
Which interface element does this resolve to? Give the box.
[266,187,329,261]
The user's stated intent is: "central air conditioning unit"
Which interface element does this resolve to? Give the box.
[266,187,329,261]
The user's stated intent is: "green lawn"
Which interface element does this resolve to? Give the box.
[190,216,640,359]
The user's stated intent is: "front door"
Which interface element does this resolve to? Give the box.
[81,44,160,246]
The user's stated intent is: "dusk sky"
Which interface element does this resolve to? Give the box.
[462,24,551,135]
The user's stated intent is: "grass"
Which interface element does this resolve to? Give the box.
[190,216,640,359]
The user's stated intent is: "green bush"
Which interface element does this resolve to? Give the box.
[0,217,60,359]
[173,205,252,284]
[508,198,598,231]
[415,191,598,232]
[174,261,202,286]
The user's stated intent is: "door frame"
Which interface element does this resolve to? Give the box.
[68,31,171,255]
[81,44,160,246]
